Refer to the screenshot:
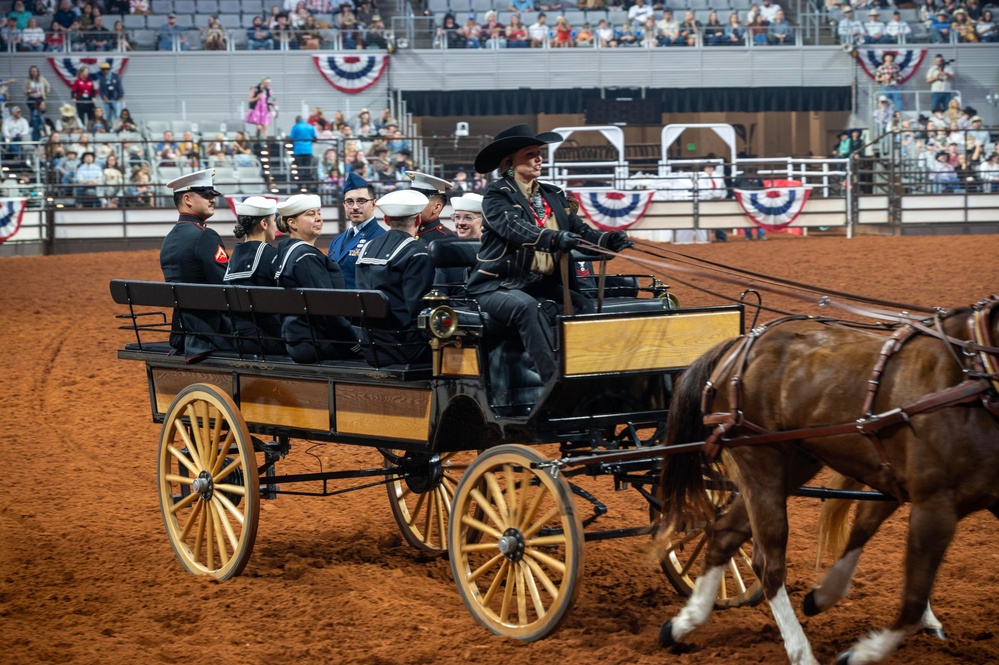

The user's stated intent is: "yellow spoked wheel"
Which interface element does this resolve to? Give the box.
[157,384,260,580]
[655,460,762,608]
[448,445,583,642]
[386,449,479,554]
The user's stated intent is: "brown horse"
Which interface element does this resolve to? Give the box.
[657,299,999,665]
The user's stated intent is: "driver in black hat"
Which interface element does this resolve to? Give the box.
[159,168,231,361]
[466,124,632,383]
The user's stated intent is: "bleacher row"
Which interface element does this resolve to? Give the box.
[428,0,769,17]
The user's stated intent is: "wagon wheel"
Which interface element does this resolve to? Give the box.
[385,449,479,554]
[158,384,260,580]
[654,460,762,608]
[449,444,584,642]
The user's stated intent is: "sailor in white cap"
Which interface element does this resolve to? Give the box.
[223,196,284,356]
[159,168,231,361]
[355,189,434,366]
[450,193,484,240]
[273,193,359,363]
[405,170,456,240]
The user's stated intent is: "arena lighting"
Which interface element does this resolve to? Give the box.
[260,156,269,162]
[270,188,279,193]
[56,203,64,208]
[46,197,54,202]
[260,149,269,155]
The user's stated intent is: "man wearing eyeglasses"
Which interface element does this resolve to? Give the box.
[327,171,384,288]
[159,168,231,361]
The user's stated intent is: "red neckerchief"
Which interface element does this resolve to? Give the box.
[528,192,551,227]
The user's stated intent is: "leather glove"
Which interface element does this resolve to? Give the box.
[605,230,633,252]
[553,231,582,252]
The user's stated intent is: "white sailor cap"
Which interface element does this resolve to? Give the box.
[235,195,277,217]
[451,193,483,214]
[277,194,322,217]
[377,189,429,218]
[405,171,452,194]
[166,168,221,196]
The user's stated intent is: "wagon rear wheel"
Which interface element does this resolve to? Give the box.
[158,384,260,580]
[449,444,583,642]
[385,449,479,554]
[654,460,762,608]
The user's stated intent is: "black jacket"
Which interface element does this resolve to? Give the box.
[224,240,283,355]
[466,178,608,295]
[159,215,231,361]
[356,230,434,365]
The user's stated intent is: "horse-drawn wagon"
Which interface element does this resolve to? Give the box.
[111,245,749,640]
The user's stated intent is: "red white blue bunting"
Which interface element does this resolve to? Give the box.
[857,49,926,84]
[572,190,656,232]
[47,57,128,87]
[0,198,28,244]
[313,55,389,94]
[733,187,812,232]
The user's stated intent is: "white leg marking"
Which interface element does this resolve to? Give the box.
[669,565,725,641]
[844,628,906,665]
[919,602,943,632]
[770,585,819,665]
[812,548,861,612]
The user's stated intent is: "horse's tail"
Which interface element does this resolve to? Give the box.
[814,472,860,570]
[657,339,739,535]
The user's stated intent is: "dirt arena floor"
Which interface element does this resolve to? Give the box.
[1,233,998,665]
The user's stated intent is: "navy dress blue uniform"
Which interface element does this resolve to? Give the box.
[356,230,435,366]
[223,240,284,356]
[275,240,359,363]
[159,213,232,361]
[327,217,386,288]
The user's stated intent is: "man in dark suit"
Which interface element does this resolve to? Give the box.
[327,171,385,288]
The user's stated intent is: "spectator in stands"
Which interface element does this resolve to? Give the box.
[52,0,77,35]
[246,78,275,142]
[979,152,999,192]
[973,9,997,41]
[86,15,113,51]
[746,3,759,25]
[884,10,911,43]
[128,163,152,207]
[760,0,781,24]
[157,13,194,51]
[968,116,991,150]
[204,134,230,165]
[75,151,104,207]
[112,20,132,51]
[873,95,893,135]
[1,17,21,51]
[528,12,548,47]
[232,131,256,166]
[943,97,962,125]
[509,0,535,12]
[747,13,768,45]
[18,17,44,51]
[113,108,137,133]
[247,16,273,50]
[721,12,746,45]
[838,5,865,44]
[929,8,952,43]
[575,21,595,47]
[129,0,151,15]
[178,131,201,169]
[70,66,96,126]
[952,8,978,42]
[628,0,653,26]
[702,12,724,45]
[23,66,50,113]
[57,102,83,135]
[297,14,323,49]
[155,130,179,164]
[106,0,130,13]
[656,9,680,45]
[77,2,96,31]
[434,13,463,49]
[595,18,616,47]
[336,5,359,47]
[290,115,317,170]
[58,148,80,195]
[480,10,505,45]
[552,15,573,47]
[506,13,529,47]
[926,54,955,113]
[863,8,888,42]
[30,101,56,141]
[364,15,390,49]
[874,52,902,110]
[96,62,124,123]
[102,153,123,208]
[461,13,482,48]
[8,1,30,30]
[318,147,343,185]
[2,106,29,157]
[87,106,110,133]
[204,16,227,50]
[678,11,702,46]
[767,9,793,44]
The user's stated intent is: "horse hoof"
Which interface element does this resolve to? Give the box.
[659,620,676,648]
[919,627,946,640]
[834,649,853,665]
[802,590,820,617]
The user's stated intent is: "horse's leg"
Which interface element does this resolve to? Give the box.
[659,496,752,646]
[804,498,900,616]
[835,500,958,665]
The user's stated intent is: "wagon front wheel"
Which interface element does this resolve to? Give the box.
[449,444,583,642]
[158,383,260,580]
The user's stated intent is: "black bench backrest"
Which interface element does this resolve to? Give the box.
[109,280,391,320]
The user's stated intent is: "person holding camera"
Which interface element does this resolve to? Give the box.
[926,53,955,114]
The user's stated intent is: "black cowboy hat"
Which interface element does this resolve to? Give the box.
[474,124,564,174]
